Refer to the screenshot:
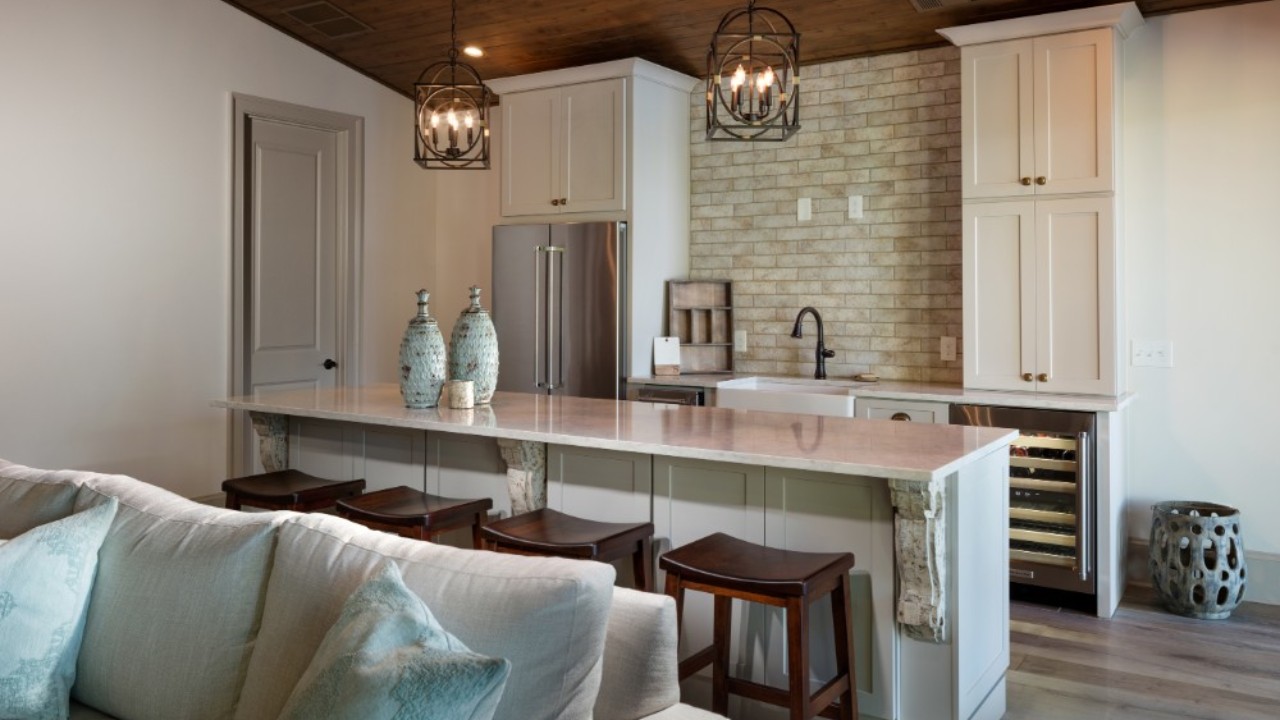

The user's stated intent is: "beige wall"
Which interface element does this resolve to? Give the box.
[688,47,963,382]
[0,0,435,497]
[1123,1,1280,566]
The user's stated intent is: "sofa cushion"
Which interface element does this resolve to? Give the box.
[0,461,92,538]
[594,587,681,720]
[279,561,510,720]
[0,500,118,720]
[70,475,289,720]
[235,513,615,720]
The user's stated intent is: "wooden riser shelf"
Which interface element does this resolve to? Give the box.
[667,280,734,374]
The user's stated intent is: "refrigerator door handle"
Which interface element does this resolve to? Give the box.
[534,246,546,389]
[545,245,565,390]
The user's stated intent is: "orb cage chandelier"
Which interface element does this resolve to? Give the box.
[705,0,800,142]
[413,0,491,169]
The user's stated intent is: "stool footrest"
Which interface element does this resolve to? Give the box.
[677,645,718,681]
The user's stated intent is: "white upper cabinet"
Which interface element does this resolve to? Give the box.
[963,197,1116,394]
[961,28,1114,199]
[500,78,626,217]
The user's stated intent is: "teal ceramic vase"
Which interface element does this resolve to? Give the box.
[399,289,447,409]
[449,286,500,404]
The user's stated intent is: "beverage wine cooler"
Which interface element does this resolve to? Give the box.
[950,404,1096,596]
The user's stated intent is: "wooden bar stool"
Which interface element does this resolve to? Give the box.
[659,532,858,720]
[336,486,493,549]
[222,469,365,512]
[480,508,655,591]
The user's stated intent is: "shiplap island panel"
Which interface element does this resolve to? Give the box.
[216,385,1014,720]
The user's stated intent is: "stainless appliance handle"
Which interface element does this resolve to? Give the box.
[1075,431,1090,581]
[534,246,546,389]
[545,246,565,391]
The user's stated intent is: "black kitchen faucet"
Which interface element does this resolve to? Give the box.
[791,307,836,380]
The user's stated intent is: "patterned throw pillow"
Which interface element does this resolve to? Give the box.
[278,560,511,720]
[0,499,118,720]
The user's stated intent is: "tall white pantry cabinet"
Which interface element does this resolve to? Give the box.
[943,4,1144,396]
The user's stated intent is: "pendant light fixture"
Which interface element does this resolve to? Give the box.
[705,0,800,142]
[413,0,491,169]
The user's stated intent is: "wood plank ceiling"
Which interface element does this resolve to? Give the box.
[222,0,1261,96]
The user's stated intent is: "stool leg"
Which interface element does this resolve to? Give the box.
[225,492,242,511]
[471,512,485,550]
[831,574,858,720]
[665,572,684,631]
[786,597,811,720]
[633,537,652,592]
[711,594,732,715]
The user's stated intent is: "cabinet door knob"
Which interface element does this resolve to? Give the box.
[1022,372,1034,382]
[551,199,560,206]
[1035,176,1047,185]
[890,412,912,422]
[560,197,567,205]
[1020,177,1032,186]
[1038,372,1049,382]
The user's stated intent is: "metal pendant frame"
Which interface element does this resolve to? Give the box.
[706,1,800,142]
[413,0,491,169]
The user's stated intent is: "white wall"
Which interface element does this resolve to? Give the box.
[1123,1,1280,563]
[0,0,436,497]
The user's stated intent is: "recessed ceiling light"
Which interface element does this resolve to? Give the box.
[463,46,483,58]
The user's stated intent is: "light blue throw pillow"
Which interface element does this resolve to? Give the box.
[278,560,511,720]
[0,498,118,720]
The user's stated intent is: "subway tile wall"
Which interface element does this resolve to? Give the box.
[688,46,962,382]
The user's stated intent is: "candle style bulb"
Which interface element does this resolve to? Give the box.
[731,64,746,113]
[446,108,459,150]
[464,111,475,145]
[429,111,441,148]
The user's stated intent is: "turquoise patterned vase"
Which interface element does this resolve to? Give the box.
[399,289,447,409]
[449,286,500,404]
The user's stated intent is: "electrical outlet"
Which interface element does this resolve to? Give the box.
[848,195,864,220]
[797,197,812,222]
[734,329,748,353]
[1131,340,1173,367]
[940,336,957,362]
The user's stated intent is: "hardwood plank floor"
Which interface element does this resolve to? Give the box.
[1007,587,1280,720]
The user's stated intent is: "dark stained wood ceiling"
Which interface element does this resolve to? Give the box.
[222,0,1261,97]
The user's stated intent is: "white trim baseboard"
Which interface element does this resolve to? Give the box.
[1126,538,1280,606]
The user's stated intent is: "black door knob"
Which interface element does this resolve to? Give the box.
[323,359,338,370]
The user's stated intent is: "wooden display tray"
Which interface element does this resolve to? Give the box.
[666,280,734,374]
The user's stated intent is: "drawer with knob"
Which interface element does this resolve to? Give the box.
[855,398,949,424]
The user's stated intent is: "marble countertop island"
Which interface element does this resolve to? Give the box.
[216,384,1014,482]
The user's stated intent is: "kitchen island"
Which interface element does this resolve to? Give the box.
[216,385,1015,720]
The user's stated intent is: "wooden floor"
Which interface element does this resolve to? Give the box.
[1007,587,1280,719]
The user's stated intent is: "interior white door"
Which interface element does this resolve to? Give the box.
[247,117,339,397]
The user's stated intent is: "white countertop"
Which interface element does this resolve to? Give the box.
[216,385,1015,483]
[628,374,1135,413]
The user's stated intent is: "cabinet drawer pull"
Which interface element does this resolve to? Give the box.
[1020,177,1032,186]
[890,412,912,422]
[1035,176,1047,185]
[1022,372,1034,382]
[1038,373,1049,382]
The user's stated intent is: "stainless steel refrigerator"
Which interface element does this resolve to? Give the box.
[491,222,627,399]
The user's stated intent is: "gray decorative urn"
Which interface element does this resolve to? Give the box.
[399,289,447,409]
[1149,501,1247,619]
[448,286,499,404]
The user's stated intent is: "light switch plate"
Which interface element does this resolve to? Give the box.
[734,329,748,353]
[940,336,957,362]
[848,195,864,220]
[1131,340,1173,367]
[797,197,812,222]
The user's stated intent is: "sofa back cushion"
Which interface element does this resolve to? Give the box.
[0,461,90,538]
[235,513,615,720]
[70,474,288,720]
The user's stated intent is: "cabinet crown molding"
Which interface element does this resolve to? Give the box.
[487,57,699,95]
[938,1,1144,46]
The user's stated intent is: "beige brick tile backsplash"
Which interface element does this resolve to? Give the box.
[689,47,962,383]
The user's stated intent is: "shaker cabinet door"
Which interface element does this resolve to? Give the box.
[963,201,1036,391]
[561,79,626,214]
[1033,28,1114,196]
[961,39,1034,199]
[501,89,561,217]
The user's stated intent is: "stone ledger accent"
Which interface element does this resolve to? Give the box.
[249,412,288,472]
[889,476,947,642]
[496,439,547,515]
[689,47,963,383]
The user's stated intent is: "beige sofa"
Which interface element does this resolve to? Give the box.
[0,459,723,720]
